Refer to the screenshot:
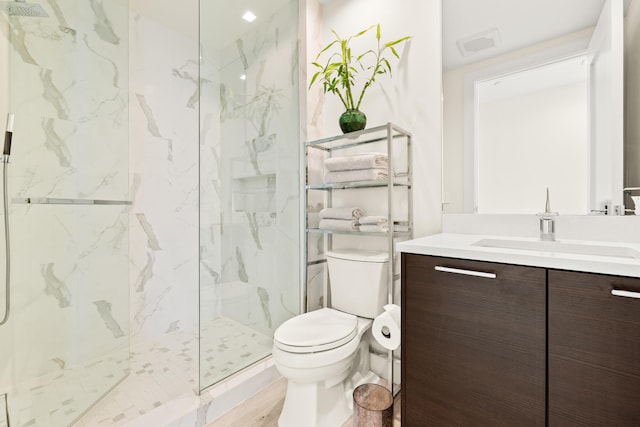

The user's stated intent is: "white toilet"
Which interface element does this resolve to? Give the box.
[273,248,389,427]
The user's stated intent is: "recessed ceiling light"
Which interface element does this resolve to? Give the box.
[242,11,256,23]
[240,74,246,81]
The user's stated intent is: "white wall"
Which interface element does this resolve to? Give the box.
[317,0,443,238]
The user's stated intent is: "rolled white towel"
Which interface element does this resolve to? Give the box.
[324,168,388,184]
[359,224,389,233]
[359,215,388,225]
[324,152,388,171]
[319,207,365,220]
[319,218,360,231]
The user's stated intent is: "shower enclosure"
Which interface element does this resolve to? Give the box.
[0,1,129,426]
[198,0,301,390]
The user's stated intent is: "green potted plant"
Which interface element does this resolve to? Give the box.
[309,24,411,133]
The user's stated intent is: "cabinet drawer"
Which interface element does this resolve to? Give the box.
[549,270,640,426]
[402,254,546,426]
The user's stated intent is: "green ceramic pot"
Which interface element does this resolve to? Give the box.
[339,109,367,133]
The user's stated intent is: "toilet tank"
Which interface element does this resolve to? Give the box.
[326,249,389,319]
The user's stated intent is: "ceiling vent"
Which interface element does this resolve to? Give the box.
[456,28,501,57]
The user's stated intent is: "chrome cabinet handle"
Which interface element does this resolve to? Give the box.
[611,289,640,299]
[435,266,497,279]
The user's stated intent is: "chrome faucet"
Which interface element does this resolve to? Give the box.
[538,188,558,241]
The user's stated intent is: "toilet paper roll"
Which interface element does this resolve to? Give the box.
[372,304,401,350]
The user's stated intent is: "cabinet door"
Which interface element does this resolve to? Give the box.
[401,254,546,426]
[549,270,640,426]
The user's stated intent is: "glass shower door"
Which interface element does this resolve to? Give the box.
[199,0,301,391]
[0,1,130,425]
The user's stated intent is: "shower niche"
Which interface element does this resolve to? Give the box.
[231,143,277,214]
[232,174,277,213]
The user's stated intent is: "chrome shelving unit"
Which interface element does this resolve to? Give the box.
[304,123,412,396]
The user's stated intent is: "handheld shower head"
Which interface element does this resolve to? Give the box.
[0,0,48,17]
[3,114,14,160]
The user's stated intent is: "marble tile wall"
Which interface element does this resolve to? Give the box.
[1,0,302,423]
[199,0,301,390]
[0,0,130,423]
[128,0,200,396]
[128,3,199,345]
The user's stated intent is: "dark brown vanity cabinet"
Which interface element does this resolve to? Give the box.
[401,254,547,426]
[548,270,640,426]
[402,253,640,427]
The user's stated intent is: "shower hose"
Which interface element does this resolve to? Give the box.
[0,161,9,326]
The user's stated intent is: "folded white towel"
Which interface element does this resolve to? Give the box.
[324,152,388,172]
[325,168,388,184]
[359,224,389,233]
[319,207,365,220]
[359,215,388,225]
[319,219,360,231]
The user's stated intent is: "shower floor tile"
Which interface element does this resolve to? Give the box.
[199,317,273,388]
[4,346,129,427]
[6,317,272,427]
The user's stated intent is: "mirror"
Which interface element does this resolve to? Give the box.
[442,0,638,214]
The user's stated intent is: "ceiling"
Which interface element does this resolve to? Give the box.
[442,0,609,71]
[200,0,290,50]
[128,0,630,69]
[128,0,290,49]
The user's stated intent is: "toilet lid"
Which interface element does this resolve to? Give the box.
[274,308,358,353]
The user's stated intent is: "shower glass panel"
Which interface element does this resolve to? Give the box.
[199,0,301,390]
[0,1,129,426]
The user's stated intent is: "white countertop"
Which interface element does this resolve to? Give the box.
[397,233,640,278]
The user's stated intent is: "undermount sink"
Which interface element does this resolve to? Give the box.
[472,238,640,259]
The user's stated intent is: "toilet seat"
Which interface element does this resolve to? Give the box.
[274,308,358,353]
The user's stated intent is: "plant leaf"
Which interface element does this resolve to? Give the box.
[312,24,410,109]
[382,58,392,74]
[316,40,339,59]
[309,71,321,89]
[356,49,376,61]
[324,52,341,65]
[384,36,411,48]
[353,24,376,38]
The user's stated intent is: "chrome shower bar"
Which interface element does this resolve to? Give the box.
[13,197,132,205]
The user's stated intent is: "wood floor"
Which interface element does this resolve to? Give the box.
[206,378,401,427]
